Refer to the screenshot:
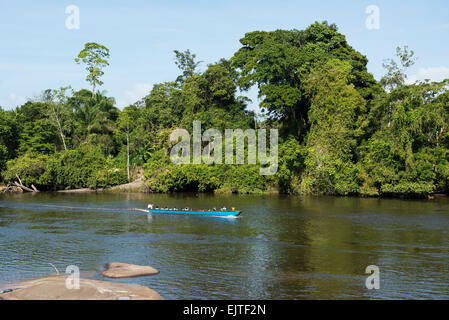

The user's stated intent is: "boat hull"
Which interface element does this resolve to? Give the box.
[148,209,241,217]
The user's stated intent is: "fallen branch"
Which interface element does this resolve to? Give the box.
[12,174,40,192]
[48,263,60,275]
[13,181,36,193]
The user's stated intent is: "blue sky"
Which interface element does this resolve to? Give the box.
[0,0,448,111]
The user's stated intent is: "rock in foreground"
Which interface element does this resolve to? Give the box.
[0,276,163,300]
[102,262,159,278]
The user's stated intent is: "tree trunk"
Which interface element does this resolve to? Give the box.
[51,105,67,151]
[60,130,67,150]
[127,129,130,182]
[13,181,36,193]
[14,174,40,192]
[56,113,67,151]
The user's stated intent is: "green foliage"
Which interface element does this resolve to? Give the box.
[3,144,126,190]
[358,80,449,196]
[18,117,60,155]
[0,108,20,159]
[2,23,448,198]
[43,87,74,150]
[231,22,379,139]
[217,165,267,194]
[3,153,51,188]
[87,156,128,189]
[380,46,416,91]
[276,138,305,193]
[0,145,8,178]
[75,42,110,94]
[47,144,106,189]
[68,90,119,154]
[143,151,266,194]
[299,59,366,195]
[173,49,202,83]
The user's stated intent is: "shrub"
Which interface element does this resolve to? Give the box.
[48,144,106,189]
[3,153,51,188]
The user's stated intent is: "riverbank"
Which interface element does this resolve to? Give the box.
[0,179,147,194]
[0,184,22,193]
[107,178,148,193]
[1,182,447,199]
[57,188,100,193]
[53,179,148,193]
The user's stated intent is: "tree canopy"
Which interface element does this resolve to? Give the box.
[75,42,110,96]
[1,25,448,198]
[231,22,380,140]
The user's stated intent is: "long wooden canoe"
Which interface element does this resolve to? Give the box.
[148,208,241,217]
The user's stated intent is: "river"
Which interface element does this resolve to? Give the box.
[0,192,448,299]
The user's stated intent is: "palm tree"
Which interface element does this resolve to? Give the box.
[71,90,118,135]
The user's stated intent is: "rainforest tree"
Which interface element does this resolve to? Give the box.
[1,23,448,197]
[75,42,110,96]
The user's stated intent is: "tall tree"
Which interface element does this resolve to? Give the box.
[75,42,110,96]
[67,89,118,155]
[43,87,73,150]
[0,108,20,160]
[117,105,139,181]
[301,59,367,195]
[380,46,416,92]
[231,22,379,139]
[173,49,202,83]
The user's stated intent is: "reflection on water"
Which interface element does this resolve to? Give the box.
[0,192,448,299]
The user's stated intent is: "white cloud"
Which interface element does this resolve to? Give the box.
[406,66,449,84]
[118,83,153,108]
[0,93,27,109]
[10,93,26,106]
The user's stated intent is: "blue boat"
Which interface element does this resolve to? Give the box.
[147,207,241,217]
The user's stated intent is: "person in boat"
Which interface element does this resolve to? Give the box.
[222,206,227,211]
[213,207,217,211]
[231,207,235,211]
